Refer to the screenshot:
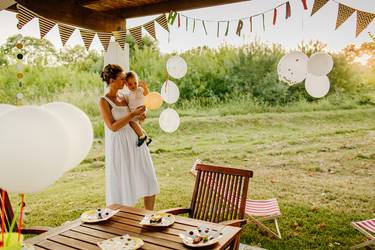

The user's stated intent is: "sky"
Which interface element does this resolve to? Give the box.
[0,0,374,53]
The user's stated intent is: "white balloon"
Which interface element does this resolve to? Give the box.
[277,51,308,85]
[159,108,180,133]
[0,104,16,116]
[160,80,180,104]
[0,106,70,193]
[42,102,93,172]
[305,74,330,98]
[166,56,187,79]
[307,52,333,76]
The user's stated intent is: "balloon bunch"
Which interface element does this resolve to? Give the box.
[0,102,93,247]
[277,51,334,98]
[144,56,187,133]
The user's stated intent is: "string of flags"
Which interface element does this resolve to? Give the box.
[14,4,169,51]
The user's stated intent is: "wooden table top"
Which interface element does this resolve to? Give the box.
[26,204,242,250]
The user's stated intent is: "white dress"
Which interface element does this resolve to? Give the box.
[103,96,159,206]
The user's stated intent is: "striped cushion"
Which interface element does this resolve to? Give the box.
[355,219,375,234]
[245,198,281,217]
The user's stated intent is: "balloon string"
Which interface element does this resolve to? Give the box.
[1,190,5,247]
[165,65,169,95]
[17,194,24,241]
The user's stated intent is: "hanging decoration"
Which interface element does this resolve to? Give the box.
[155,14,169,32]
[57,23,75,46]
[277,51,309,85]
[112,30,127,49]
[159,108,180,133]
[143,20,156,39]
[311,0,329,16]
[166,56,188,79]
[161,80,180,104]
[97,32,112,51]
[80,29,96,50]
[39,16,56,39]
[236,20,243,36]
[128,27,142,46]
[307,52,333,76]
[335,4,355,30]
[356,11,375,37]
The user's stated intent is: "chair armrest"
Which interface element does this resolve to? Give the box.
[159,207,191,215]
[220,219,247,227]
[21,226,51,235]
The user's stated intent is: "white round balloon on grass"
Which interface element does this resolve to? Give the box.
[305,74,331,98]
[277,51,309,85]
[42,102,94,172]
[0,106,70,193]
[166,56,187,79]
[0,104,16,116]
[307,52,333,76]
[159,108,180,133]
[160,80,180,104]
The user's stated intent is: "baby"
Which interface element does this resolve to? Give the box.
[123,71,152,147]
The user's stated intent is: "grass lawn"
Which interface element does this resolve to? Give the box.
[13,107,375,249]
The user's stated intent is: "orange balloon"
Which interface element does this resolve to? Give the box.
[144,92,163,110]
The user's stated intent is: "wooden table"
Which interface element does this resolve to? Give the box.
[26,204,242,249]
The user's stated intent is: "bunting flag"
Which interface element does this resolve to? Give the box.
[335,4,355,30]
[129,26,142,45]
[225,21,230,36]
[97,32,111,51]
[113,30,127,49]
[301,0,308,10]
[273,8,277,25]
[58,23,75,46]
[39,16,56,38]
[186,16,188,31]
[16,4,36,29]
[262,14,265,31]
[193,19,196,32]
[202,20,208,35]
[143,20,156,39]
[236,20,243,36]
[178,13,181,28]
[311,0,329,16]
[249,16,252,32]
[217,22,220,37]
[286,2,291,19]
[156,14,169,32]
[79,29,95,50]
[167,11,178,25]
[356,11,375,37]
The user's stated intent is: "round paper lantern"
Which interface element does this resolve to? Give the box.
[144,92,163,110]
[17,54,23,60]
[160,80,180,104]
[16,43,23,49]
[305,74,330,98]
[16,92,24,100]
[307,52,333,76]
[159,108,180,133]
[0,106,70,193]
[16,72,24,79]
[166,56,187,79]
[16,63,24,71]
[277,51,308,85]
[43,102,94,172]
[0,104,16,116]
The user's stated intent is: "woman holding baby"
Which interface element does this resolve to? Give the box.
[98,64,159,210]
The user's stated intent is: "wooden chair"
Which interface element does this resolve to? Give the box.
[351,219,375,249]
[0,189,49,235]
[162,163,253,228]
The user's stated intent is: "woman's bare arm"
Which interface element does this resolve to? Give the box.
[99,98,145,132]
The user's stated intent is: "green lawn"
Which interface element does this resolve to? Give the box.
[15,107,375,249]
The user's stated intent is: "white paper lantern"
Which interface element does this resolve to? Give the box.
[307,52,333,76]
[0,106,70,193]
[43,102,93,172]
[305,74,330,98]
[0,104,16,116]
[16,63,24,71]
[159,108,180,133]
[277,51,308,85]
[160,80,180,104]
[166,56,187,79]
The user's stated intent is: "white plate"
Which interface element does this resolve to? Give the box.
[139,213,175,227]
[97,235,144,250]
[81,208,119,223]
[179,226,223,247]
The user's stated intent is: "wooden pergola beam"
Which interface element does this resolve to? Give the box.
[109,0,249,19]
[15,0,125,32]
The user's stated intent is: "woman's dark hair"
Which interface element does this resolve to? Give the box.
[100,64,123,85]
[125,71,138,82]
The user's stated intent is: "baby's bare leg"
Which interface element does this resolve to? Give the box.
[129,121,144,138]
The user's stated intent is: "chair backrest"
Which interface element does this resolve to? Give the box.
[189,164,253,223]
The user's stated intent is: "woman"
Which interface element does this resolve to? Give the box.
[98,64,159,210]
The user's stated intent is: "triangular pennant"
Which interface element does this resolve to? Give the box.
[273,8,277,25]
[129,26,142,45]
[38,17,56,38]
[167,11,178,25]
[236,20,243,36]
[16,4,36,29]
[155,14,169,32]
[186,16,188,31]
[58,23,75,46]
[249,17,252,32]
[143,20,156,39]
[356,10,375,37]
[79,29,95,50]
[286,2,291,19]
[202,20,208,35]
[225,21,230,36]
[335,4,355,30]
[112,30,127,49]
[97,32,112,51]
[301,0,308,10]
[311,0,329,16]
